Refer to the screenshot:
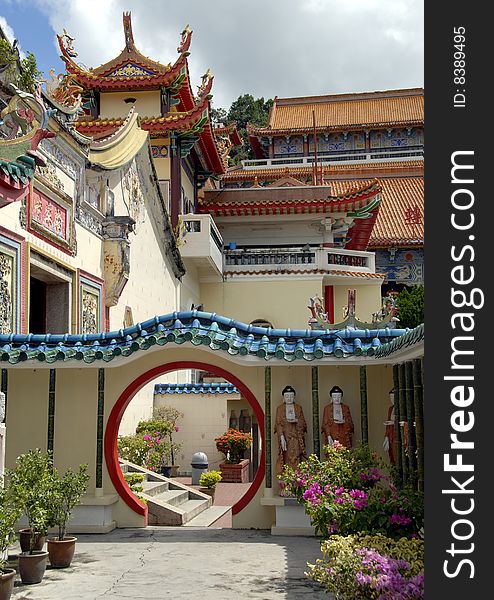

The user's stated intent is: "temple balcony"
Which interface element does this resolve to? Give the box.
[223,246,376,278]
[180,214,224,281]
[241,147,423,170]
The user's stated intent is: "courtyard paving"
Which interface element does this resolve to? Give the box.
[10,527,331,600]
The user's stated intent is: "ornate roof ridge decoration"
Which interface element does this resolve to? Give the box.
[0,309,410,365]
[0,84,57,207]
[57,13,193,90]
[42,68,84,115]
[154,382,240,394]
[222,161,423,181]
[74,86,212,134]
[202,179,381,209]
[213,121,242,167]
[247,120,424,137]
[213,122,242,144]
[373,323,424,358]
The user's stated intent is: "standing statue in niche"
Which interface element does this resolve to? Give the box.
[274,386,307,493]
[383,388,396,464]
[321,386,354,449]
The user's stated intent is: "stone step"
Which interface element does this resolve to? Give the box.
[145,495,211,526]
[154,489,189,507]
[183,506,230,527]
[181,499,212,523]
[142,481,169,496]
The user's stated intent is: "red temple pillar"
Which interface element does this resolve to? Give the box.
[324,285,334,324]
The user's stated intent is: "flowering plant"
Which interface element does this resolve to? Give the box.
[215,428,253,464]
[142,434,172,472]
[307,534,424,599]
[280,444,423,538]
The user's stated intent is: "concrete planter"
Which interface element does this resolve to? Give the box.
[219,459,250,483]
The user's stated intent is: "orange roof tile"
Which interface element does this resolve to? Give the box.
[224,269,385,279]
[327,178,424,248]
[223,161,423,182]
[249,89,423,134]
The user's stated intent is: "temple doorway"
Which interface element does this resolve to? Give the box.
[105,361,265,525]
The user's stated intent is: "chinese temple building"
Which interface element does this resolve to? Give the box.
[0,14,424,533]
[216,89,424,292]
[60,13,238,229]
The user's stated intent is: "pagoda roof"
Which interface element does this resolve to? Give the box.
[74,77,226,175]
[223,160,423,183]
[247,88,424,137]
[220,161,423,248]
[201,179,382,251]
[0,310,409,366]
[57,13,193,92]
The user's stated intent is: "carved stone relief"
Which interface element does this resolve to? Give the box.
[0,253,13,335]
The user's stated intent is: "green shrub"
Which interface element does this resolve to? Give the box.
[47,464,89,540]
[307,534,424,599]
[199,470,222,489]
[118,434,149,465]
[0,478,23,570]
[123,472,146,502]
[280,444,423,538]
[396,285,424,329]
[7,449,56,553]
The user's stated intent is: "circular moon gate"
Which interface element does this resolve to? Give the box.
[104,361,266,521]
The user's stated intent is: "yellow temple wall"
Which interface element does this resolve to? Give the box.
[200,278,319,329]
[99,90,161,120]
[4,346,395,530]
[200,279,383,329]
[333,283,382,323]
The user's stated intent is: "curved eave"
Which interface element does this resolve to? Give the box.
[247,120,424,137]
[88,110,149,169]
[346,203,381,251]
[201,182,381,216]
[374,323,424,359]
[0,310,410,366]
[58,35,190,91]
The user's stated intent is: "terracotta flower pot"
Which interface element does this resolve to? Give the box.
[199,487,215,501]
[18,550,48,584]
[0,569,15,600]
[19,529,45,553]
[48,536,77,568]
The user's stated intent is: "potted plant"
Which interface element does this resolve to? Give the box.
[8,449,54,585]
[198,470,222,501]
[47,464,89,568]
[152,405,183,476]
[0,480,22,600]
[215,428,253,483]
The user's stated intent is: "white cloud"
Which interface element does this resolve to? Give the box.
[0,15,26,58]
[24,0,423,108]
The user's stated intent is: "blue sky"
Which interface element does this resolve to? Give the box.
[1,0,423,109]
[0,3,62,75]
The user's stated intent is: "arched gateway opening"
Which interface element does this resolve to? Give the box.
[104,361,266,521]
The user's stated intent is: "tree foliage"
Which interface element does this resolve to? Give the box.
[396,285,424,329]
[0,39,41,93]
[211,94,273,164]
